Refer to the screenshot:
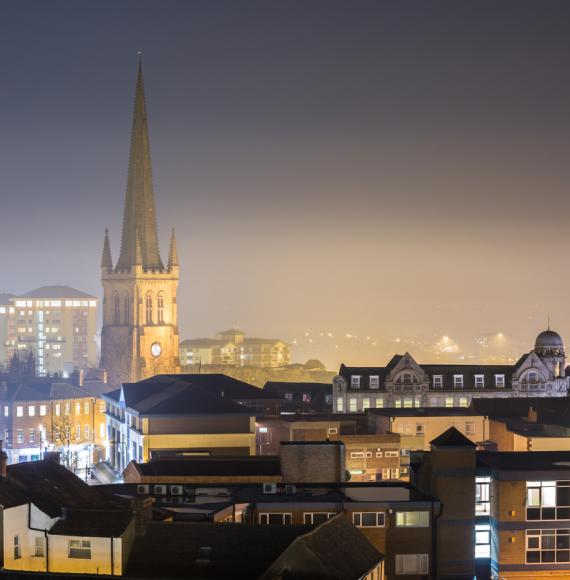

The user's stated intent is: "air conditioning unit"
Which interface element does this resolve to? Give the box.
[136,484,150,495]
[170,485,183,495]
[285,484,296,495]
[153,484,166,495]
[263,482,277,494]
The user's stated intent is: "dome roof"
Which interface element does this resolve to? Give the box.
[535,329,564,350]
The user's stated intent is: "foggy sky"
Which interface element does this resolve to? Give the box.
[2,1,570,367]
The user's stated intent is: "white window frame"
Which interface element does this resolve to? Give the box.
[474,374,484,388]
[303,512,336,524]
[16,406,23,418]
[395,554,429,575]
[351,375,361,389]
[369,375,380,389]
[69,539,91,559]
[453,375,464,388]
[432,375,443,389]
[465,421,475,435]
[258,513,293,525]
[352,512,386,528]
[34,536,45,557]
[495,374,505,388]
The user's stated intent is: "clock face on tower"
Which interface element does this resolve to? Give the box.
[150,342,162,358]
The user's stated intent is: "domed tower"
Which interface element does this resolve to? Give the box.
[534,328,566,378]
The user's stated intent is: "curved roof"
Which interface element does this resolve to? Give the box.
[535,329,564,349]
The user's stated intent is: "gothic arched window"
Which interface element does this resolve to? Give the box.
[145,292,153,325]
[157,292,165,324]
[123,293,130,325]
[113,293,120,324]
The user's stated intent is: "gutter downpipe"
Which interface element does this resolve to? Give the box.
[111,536,115,576]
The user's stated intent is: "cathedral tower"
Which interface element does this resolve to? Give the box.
[100,59,180,385]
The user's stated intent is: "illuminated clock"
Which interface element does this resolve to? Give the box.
[150,342,162,357]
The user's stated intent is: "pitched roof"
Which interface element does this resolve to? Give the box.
[262,514,383,580]
[430,426,477,448]
[126,522,312,579]
[263,381,330,394]
[18,286,95,299]
[50,508,134,537]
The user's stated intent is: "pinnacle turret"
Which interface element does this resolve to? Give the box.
[101,229,113,270]
[168,228,179,270]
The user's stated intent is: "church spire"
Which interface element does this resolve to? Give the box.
[115,56,164,271]
[168,228,179,270]
[101,229,113,270]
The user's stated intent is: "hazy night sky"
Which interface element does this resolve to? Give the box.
[2,1,570,367]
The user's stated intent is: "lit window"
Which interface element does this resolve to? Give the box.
[39,405,47,416]
[395,554,429,575]
[55,404,61,417]
[395,511,429,527]
[3,406,8,417]
[459,397,468,408]
[375,397,384,408]
[28,406,35,417]
[362,398,370,410]
[336,397,344,412]
[69,539,91,559]
[476,476,491,515]
[445,397,454,408]
[84,402,90,414]
[16,430,23,444]
[29,429,35,444]
[75,403,81,415]
[16,406,23,417]
[349,398,357,412]
[352,512,385,527]
[34,536,45,557]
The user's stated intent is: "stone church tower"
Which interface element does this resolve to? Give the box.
[100,60,180,385]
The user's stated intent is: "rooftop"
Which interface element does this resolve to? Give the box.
[17,285,96,299]
[130,457,281,477]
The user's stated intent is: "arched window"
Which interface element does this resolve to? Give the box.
[145,292,153,325]
[113,293,120,324]
[157,292,165,324]
[123,293,130,325]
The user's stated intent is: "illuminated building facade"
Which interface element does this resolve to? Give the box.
[334,329,569,412]
[100,61,180,385]
[180,328,290,368]
[0,287,97,376]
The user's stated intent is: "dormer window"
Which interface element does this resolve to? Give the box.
[495,374,505,388]
[474,375,484,388]
[351,376,361,389]
[454,375,464,388]
[369,375,380,389]
[432,375,443,389]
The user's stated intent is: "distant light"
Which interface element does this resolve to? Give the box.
[259,427,268,433]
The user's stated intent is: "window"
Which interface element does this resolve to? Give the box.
[29,429,35,444]
[69,539,91,559]
[475,524,491,558]
[453,375,464,388]
[84,402,90,414]
[349,398,357,412]
[395,397,402,408]
[259,513,292,525]
[376,452,383,458]
[527,371,538,383]
[55,403,61,416]
[352,512,385,527]
[495,374,505,388]
[65,403,70,414]
[395,554,428,575]
[476,477,491,515]
[327,427,338,435]
[28,405,36,417]
[403,397,413,408]
[369,375,379,389]
[34,536,45,557]
[284,392,293,401]
[302,393,311,403]
[459,397,468,408]
[75,403,81,415]
[465,422,475,435]
[445,397,454,408]
[351,452,365,458]
[16,406,23,417]
[432,375,443,388]
[75,425,81,440]
[157,292,165,324]
[145,292,153,325]
[351,375,361,389]
[3,406,8,417]
[415,423,424,435]
[527,529,570,564]
[375,397,384,408]
[39,405,47,417]
[396,511,429,527]
[385,451,399,458]
[303,512,335,525]
[123,293,130,325]
[84,425,90,440]
[99,423,105,439]
[16,430,23,444]
[474,374,484,388]
[113,292,120,324]
[14,535,21,559]
[527,481,570,521]
[362,398,370,410]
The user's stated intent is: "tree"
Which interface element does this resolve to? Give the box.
[51,412,79,472]
[8,349,36,379]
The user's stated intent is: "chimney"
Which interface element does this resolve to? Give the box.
[130,496,153,535]
[528,406,538,423]
[0,440,7,478]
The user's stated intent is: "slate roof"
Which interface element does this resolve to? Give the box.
[470,397,570,424]
[18,286,95,299]
[263,514,383,580]
[132,457,281,477]
[126,521,312,579]
[430,427,477,447]
[5,380,94,403]
[50,508,134,537]
[477,451,570,472]
[5,460,125,518]
[263,382,330,395]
